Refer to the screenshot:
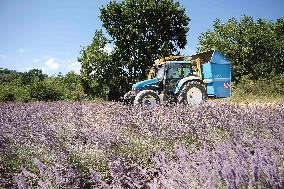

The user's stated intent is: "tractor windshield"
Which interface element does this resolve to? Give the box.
[166,63,192,79]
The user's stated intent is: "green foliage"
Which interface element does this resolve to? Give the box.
[0,68,20,83]
[79,30,129,100]
[233,73,284,98]
[0,85,31,102]
[0,86,16,101]
[0,68,84,102]
[15,86,31,102]
[79,30,110,99]
[198,16,284,82]
[60,72,84,100]
[100,0,190,83]
[29,79,63,101]
[20,69,47,85]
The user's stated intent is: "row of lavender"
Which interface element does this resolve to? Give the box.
[0,101,283,188]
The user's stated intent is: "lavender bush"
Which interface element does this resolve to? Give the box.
[0,101,283,188]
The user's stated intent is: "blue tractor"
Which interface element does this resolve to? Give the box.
[124,50,232,106]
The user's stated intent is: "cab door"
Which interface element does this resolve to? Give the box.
[164,63,192,94]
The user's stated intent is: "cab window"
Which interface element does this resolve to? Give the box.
[166,64,191,79]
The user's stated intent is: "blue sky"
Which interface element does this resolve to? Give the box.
[0,0,283,75]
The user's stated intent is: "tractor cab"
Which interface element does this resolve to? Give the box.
[163,62,194,94]
[149,61,199,95]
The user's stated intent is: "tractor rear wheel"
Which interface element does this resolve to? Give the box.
[178,81,205,106]
[134,90,160,106]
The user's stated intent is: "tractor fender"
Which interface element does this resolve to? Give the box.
[174,76,200,94]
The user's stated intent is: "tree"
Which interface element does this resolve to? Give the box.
[20,69,47,85]
[78,30,128,99]
[0,68,17,84]
[100,0,190,83]
[60,72,84,100]
[198,16,284,82]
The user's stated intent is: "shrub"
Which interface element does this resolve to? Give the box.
[234,73,284,97]
[14,86,31,102]
[29,81,63,101]
[0,85,16,101]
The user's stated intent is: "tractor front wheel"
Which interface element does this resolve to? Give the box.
[133,90,160,106]
[178,81,205,106]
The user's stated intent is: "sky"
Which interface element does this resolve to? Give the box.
[0,0,283,75]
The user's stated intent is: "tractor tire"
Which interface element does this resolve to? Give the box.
[133,90,160,106]
[178,81,205,106]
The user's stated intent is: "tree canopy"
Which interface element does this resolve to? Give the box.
[0,68,83,102]
[100,0,189,82]
[78,30,128,99]
[79,0,190,99]
[198,16,284,82]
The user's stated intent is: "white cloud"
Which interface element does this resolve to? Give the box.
[45,58,59,70]
[19,48,25,53]
[33,58,40,63]
[67,62,81,74]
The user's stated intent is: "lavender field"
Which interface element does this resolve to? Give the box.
[0,101,283,188]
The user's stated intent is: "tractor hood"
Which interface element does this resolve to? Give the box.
[132,78,159,90]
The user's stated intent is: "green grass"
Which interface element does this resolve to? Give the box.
[229,93,284,103]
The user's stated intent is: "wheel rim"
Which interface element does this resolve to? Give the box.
[186,87,203,106]
[141,95,157,106]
